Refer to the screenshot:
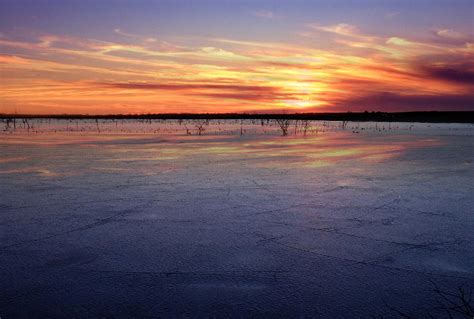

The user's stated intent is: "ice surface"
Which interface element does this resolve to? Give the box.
[1,120,473,317]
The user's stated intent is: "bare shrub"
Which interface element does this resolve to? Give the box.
[22,118,32,131]
[432,281,473,318]
[95,119,101,133]
[194,119,209,136]
[275,119,290,136]
[3,118,12,132]
[302,120,311,136]
[384,281,473,318]
[181,120,191,135]
[341,120,348,130]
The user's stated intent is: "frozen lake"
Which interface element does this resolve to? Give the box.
[1,120,473,318]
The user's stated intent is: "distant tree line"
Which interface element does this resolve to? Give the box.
[1,111,473,123]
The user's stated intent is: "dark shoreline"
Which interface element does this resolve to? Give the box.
[1,111,474,123]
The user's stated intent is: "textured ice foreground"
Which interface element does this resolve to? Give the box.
[1,120,473,318]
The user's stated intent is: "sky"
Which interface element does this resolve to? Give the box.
[0,0,473,114]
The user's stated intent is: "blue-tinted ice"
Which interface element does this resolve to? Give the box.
[1,120,473,317]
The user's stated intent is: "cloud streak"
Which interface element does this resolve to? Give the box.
[419,63,474,85]
[332,92,474,112]
[252,10,278,19]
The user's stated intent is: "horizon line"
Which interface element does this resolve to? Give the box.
[1,111,473,124]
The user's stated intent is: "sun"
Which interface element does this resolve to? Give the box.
[276,79,329,109]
